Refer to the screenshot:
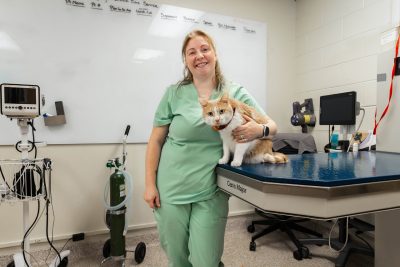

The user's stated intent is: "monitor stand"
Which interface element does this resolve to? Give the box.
[340,124,355,141]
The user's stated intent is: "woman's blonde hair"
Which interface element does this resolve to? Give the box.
[179,30,224,90]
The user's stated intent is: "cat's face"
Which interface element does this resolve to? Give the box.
[200,94,234,127]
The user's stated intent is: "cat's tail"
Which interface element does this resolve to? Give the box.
[272,152,289,163]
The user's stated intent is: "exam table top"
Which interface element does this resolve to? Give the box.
[216,151,400,218]
[218,151,400,187]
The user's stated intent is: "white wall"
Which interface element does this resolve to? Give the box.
[0,0,297,248]
[294,0,400,151]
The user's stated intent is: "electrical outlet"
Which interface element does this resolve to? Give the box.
[72,233,85,242]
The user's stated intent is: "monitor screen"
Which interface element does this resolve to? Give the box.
[4,86,37,104]
[319,91,356,125]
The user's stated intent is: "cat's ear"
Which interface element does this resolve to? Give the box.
[199,97,208,107]
[220,91,229,103]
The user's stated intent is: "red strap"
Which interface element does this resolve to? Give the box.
[374,33,400,135]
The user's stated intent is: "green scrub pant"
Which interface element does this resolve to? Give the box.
[154,190,229,267]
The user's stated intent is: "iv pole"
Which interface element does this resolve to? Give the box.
[0,82,70,267]
[12,119,32,266]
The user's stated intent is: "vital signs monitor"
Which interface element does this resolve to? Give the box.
[0,83,40,118]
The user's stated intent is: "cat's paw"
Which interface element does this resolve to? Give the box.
[230,160,242,167]
[218,158,229,164]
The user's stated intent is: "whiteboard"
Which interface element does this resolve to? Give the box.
[0,0,266,144]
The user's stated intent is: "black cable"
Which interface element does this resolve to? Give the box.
[23,202,47,266]
[45,162,62,265]
[0,165,13,191]
[27,119,37,159]
[59,238,72,253]
[42,159,55,265]
[45,199,62,265]
[45,191,58,266]
[21,199,41,267]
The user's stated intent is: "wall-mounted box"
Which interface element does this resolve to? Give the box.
[44,101,66,126]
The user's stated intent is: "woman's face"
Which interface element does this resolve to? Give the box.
[184,36,217,80]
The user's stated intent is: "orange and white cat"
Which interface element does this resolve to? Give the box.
[200,92,288,167]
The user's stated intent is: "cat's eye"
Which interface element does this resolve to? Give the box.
[208,112,213,116]
[219,109,225,114]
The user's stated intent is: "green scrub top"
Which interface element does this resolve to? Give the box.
[153,82,264,204]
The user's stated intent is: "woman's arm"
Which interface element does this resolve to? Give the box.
[229,84,277,142]
[144,125,169,208]
[233,114,277,143]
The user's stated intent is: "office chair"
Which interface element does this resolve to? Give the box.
[247,209,322,260]
[298,217,374,267]
[247,133,321,260]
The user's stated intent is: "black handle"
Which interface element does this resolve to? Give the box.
[124,125,131,136]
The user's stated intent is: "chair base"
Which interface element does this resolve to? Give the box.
[298,237,374,267]
[299,218,374,266]
[248,210,322,261]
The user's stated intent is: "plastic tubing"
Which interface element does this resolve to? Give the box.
[103,170,133,211]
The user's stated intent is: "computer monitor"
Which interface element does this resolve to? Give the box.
[319,91,356,125]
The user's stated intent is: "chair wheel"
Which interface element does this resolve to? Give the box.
[134,242,146,264]
[301,246,309,258]
[247,224,255,233]
[293,246,309,261]
[249,241,256,251]
[293,249,303,260]
[103,239,111,258]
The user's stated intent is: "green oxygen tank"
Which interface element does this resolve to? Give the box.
[109,167,126,258]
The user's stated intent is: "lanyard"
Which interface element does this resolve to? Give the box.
[373,33,400,135]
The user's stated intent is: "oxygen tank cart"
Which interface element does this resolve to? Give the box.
[101,125,146,266]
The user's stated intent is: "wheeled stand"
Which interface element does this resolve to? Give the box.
[100,126,146,266]
[1,120,70,267]
[101,238,146,266]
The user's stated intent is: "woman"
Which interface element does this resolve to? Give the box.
[144,30,277,267]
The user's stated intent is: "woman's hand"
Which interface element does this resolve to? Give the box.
[232,114,263,143]
[143,185,161,209]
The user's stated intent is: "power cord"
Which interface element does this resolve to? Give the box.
[43,160,63,265]
[21,199,41,267]
[21,201,47,267]
[0,165,13,193]
[27,120,38,159]
[328,217,349,252]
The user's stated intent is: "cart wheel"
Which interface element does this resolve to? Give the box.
[300,246,309,258]
[247,224,255,233]
[249,241,256,251]
[58,256,69,267]
[293,246,309,261]
[293,249,303,261]
[103,239,111,258]
[134,242,146,264]
[7,261,15,267]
